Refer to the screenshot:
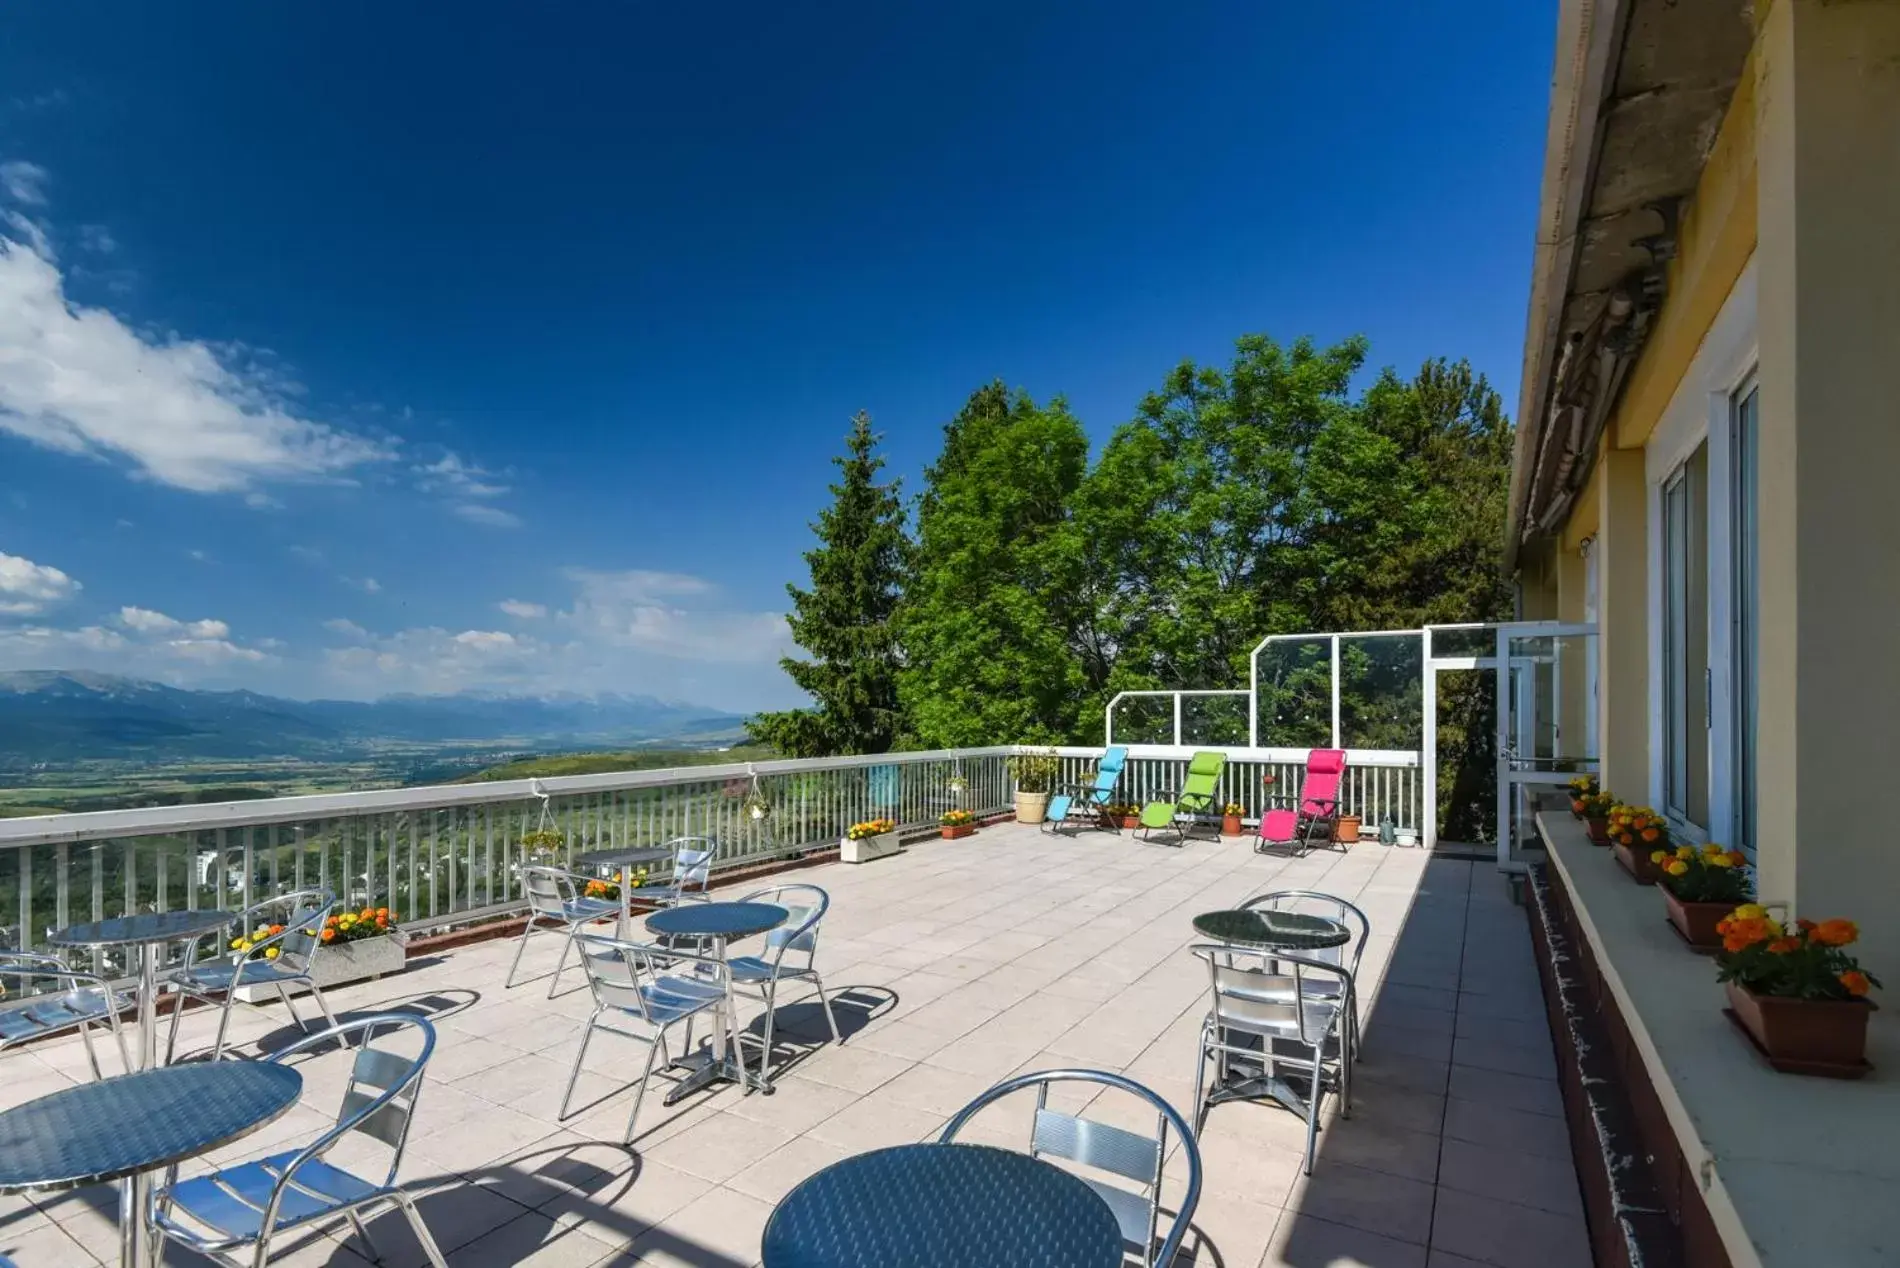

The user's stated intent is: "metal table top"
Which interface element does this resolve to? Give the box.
[1192,908,1350,950]
[645,902,786,941]
[48,909,236,950]
[574,846,675,869]
[0,1062,302,1193]
[762,1142,1123,1267]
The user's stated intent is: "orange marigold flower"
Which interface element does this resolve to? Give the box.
[1766,937,1800,954]
[1840,970,1872,997]
[1640,827,1660,842]
[1813,919,1859,947]
[1725,851,1748,867]
[1797,918,1818,932]
[320,928,336,943]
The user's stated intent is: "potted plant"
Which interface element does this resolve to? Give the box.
[1566,774,1601,819]
[1716,907,1879,1074]
[1221,804,1244,836]
[1608,805,1669,882]
[520,826,565,864]
[582,866,650,903]
[1334,812,1362,844]
[940,809,977,840]
[1007,749,1061,824]
[842,817,900,864]
[234,906,407,1003]
[1576,791,1615,845]
[1656,843,1752,949]
[1104,802,1139,830]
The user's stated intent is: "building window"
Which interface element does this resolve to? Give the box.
[1662,442,1710,830]
[1731,383,1759,857]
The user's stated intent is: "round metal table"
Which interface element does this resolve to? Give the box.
[49,910,236,1072]
[1192,908,1349,950]
[761,1142,1123,1267]
[574,846,675,936]
[0,1061,302,1268]
[644,902,787,1101]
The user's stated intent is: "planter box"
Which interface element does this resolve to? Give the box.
[1585,816,1611,846]
[1117,814,1139,830]
[940,824,976,840]
[1725,980,1874,1077]
[1661,888,1730,951]
[234,930,406,1002]
[841,830,902,864]
[1613,841,1663,885]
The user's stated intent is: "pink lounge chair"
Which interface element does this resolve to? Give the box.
[1257,749,1347,856]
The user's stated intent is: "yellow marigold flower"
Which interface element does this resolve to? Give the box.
[1665,860,1690,876]
[1650,850,1668,864]
[1702,842,1724,856]
[1676,845,1695,860]
[1708,854,1734,868]
[264,947,280,960]
[1732,904,1769,922]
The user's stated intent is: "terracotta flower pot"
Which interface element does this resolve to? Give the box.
[1334,815,1361,844]
[1221,814,1243,836]
[1725,980,1874,1075]
[1585,816,1611,846]
[1119,814,1139,830]
[1661,887,1730,950]
[1613,840,1663,884]
[940,824,976,840]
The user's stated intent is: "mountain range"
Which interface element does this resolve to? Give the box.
[0,671,750,762]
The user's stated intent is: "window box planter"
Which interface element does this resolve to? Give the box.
[940,823,976,840]
[1724,980,1874,1077]
[1585,816,1611,846]
[233,929,407,1002]
[1660,888,1728,951]
[841,830,902,864]
[1613,841,1663,885]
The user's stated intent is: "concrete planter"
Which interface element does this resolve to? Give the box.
[1014,791,1050,824]
[234,930,407,1002]
[841,831,902,864]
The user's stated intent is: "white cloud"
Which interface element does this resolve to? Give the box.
[2,211,52,261]
[452,629,515,650]
[561,568,788,663]
[0,549,80,615]
[0,237,394,494]
[342,576,382,594]
[77,224,115,254]
[452,502,522,528]
[117,606,230,639]
[498,599,546,619]
[1,161,48,206]
[322,618,368,639]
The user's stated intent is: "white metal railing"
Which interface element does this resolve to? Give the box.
[1103,691,1251,747]
[0,741,1427,970]
[0,748,1017,965]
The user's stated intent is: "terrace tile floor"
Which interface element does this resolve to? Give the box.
[1,824,1589,1268]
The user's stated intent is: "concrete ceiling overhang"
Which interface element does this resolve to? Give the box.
[1504,0,1753,572]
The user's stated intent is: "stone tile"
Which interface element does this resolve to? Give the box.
[877,1060,994,1116]
[1314,1114,1442,1183]
[802,1094,946,1154]
[1429,1187,1592,1268]
[1284,1158,1436,1246]
[1445,1064,1563,1118]
[1437,1138,1583,1219]
[1442,1097,1574,1162]
[444,1210,615,1266]
[725,1134,851,1204]
[1171,1191,1283,1268]
[720,1075,862,1135]
[641,1111,795,1184]
[1264,1211,1429,1268]
[1450,1033,1556,1080]
[615,1185,774,1266]
[790,1044,913,1093]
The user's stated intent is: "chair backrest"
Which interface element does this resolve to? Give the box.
[229,890,335,969]
[667,837,715,894]
[939,1069,1201,1268]
[574,933,660,1019]
[1183,750,1225,793]
[1240,890,1370,974]
[1093,747,1129,794]
[736,884,829,957]
[1300,748,1347,815]
[267,1013,435,1189]
[1191,944,1350,1051]
[522,866,577,918]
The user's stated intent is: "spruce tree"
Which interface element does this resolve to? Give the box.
[748,412,907,756]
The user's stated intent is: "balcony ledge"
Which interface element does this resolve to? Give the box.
[1537,812,1900,1268]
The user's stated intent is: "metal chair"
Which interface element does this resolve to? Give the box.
[165,891,339,1063]
[1239,890,1369,1059]
[1191,943,1354,1175]
[0,951,133,1079]
[722,884,841,1087]
[558,933,730,1141]
[505,865,619,998]
[152,1013,448,1268]
[624,837,716,909]
[939,1069,1202,1268]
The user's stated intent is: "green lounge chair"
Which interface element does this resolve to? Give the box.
[1139,750,1226,846]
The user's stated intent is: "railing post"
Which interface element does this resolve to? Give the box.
[1172,694,1183,746]
[1330,635,1342,748]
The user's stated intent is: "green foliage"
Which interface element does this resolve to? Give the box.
[748,412,907,757]
[900,384,1090,747]
[1005,748,1061,793]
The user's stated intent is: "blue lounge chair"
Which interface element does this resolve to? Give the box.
[1044,747,1129,835]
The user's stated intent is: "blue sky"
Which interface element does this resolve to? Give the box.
[0,2,1555,712]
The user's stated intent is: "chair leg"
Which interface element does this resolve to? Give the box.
[275,980,307,1033]
[211,991,240,1062]
[346,1208,384,1263]
[623,1036,664,1143]
[504,918,541,989]
[811,974,841,1044]
[395,1192,450,1268]
[78,1021,104,1081]
[165,988,190,1065]
[1301,1048,1325,1176]
[546,926,577,999]
[1191,1033,1210,1134]
[307,978,340,1035]
[560,1021,596,1120]
[755,980,779,1090]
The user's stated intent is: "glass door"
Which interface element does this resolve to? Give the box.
[1661,443,1710,832]
[1497,623,1599,869]
[1731,384,1759,857]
